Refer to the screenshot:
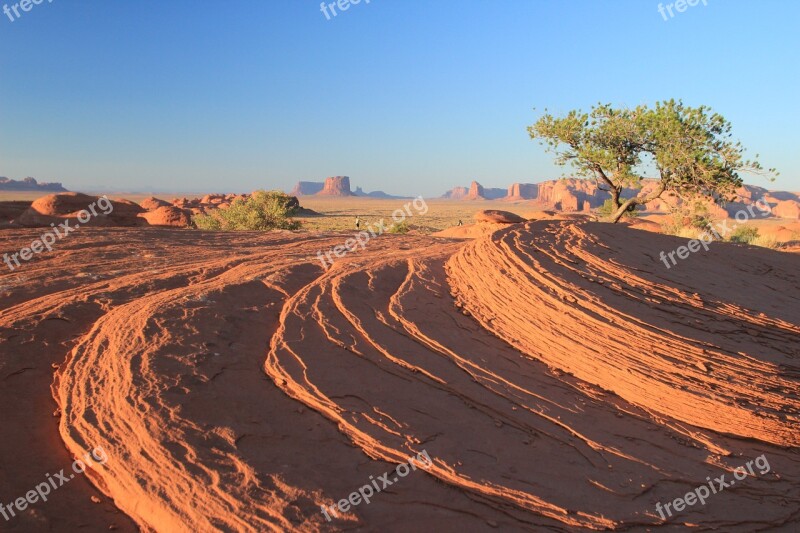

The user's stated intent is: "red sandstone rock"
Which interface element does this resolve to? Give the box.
[138,206,193,227]
[315,176,353,196]
[140,197,171,211]
[474,209,526,224]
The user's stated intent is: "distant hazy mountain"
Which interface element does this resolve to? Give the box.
[0,177,67,192]
[289,177,408,199]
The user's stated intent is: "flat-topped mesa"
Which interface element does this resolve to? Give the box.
[316,176,354,196]
[290,181,325,196]
[442,186,470,199]
[0,176,68,192]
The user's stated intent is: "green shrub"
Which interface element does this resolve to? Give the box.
[728,226,759,244]
[387,221,410,234]
[193,190,301,231]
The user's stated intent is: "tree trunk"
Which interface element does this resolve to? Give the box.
[609,182,667,223]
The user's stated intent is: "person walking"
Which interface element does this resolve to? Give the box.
[355,216,361,230]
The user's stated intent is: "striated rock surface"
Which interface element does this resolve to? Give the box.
[0,221,797,530]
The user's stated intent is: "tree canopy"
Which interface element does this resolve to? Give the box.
[528,100,777,222]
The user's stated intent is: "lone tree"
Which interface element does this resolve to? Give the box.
[528,100,776,222]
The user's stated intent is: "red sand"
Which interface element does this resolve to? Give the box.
[0,221,798,531]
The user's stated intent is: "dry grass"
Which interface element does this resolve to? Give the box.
[294,198,539,234]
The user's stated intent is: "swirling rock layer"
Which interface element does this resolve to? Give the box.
[0,221,798,531]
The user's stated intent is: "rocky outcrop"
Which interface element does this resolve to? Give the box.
[17,193,146,227]
[0,201,32,225]
[462,181,506,200]
[474,209,526,224]
[290,181,325,196]
[0,177,67,192]
[466,181,484,200]
[771,200,800,219]
[506,183,538,201]
[316,176,353,196]
[442,186,470,199]
[138,206,193,227]
[534,179,611,212]
[140,197,171,211]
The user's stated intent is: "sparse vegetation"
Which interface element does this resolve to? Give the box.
[387,221,410,234]
[750,235,780,249]
[728,226,760,244]
[661,200,715,236]
[193,190,301,231]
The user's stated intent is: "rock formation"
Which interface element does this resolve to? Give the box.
[290,181,325,196]
[140,197,171,211]
[315,176,353,196]
[139,206,193,227]
[442,186,470,199]
[770,200,800,219]
[17,193,146,227]
[0,176,67,192]
[506,183,538,201]
[474,209,526,224]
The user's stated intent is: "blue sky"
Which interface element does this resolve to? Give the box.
[1,0,798,196]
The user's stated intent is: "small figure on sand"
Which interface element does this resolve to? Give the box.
[457,219,463,226]
[355,216,361,230]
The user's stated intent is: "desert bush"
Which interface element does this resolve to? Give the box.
[661,200,714,236]
[193,190,301,231]
[728,226,759,244]
[387,221,410,234]
[749,235,779,249]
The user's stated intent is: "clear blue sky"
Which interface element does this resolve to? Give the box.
[1,0,798,196]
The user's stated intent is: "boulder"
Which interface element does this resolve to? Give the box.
[474,210,526,224]
[140,197,171,211]
[17,193,146,227]
[138,206,192,227]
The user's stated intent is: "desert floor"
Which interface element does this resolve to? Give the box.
[1,214,798,532]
